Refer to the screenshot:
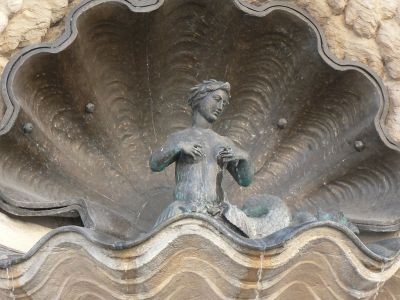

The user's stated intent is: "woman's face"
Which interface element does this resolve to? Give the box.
[197,89,229,123]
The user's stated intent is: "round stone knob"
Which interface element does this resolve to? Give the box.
[354,140,365,152]
[277,118,288,129]
[22,122,33,134]
[85,103,95,113]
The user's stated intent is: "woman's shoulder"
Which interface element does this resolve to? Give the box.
[168,128,196,141]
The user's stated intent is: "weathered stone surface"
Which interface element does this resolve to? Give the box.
[345,0,380,38]
[380,0,398,20]
[325,15,384,75]
[386,81,400,134]
[295,0,333,25]
[0,0,23,34]
[377,19,400,80]
[327,0,348,15]
[0,0,69,54]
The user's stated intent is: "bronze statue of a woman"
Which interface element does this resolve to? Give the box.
[150,80,254,226]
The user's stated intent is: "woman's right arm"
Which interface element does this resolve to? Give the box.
[149,136,181,172]
[150,137,204,172]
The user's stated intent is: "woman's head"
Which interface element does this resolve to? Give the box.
[187,80,231,123]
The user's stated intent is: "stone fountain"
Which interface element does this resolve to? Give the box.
[0,0,399,298]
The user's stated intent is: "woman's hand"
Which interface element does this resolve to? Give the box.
[217,146,249,164]
[217,146,235,163]
[179,142,204,159]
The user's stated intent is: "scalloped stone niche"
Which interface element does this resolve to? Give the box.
[0,0,400,299]
[1,0,399,238]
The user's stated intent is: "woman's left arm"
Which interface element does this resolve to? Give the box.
[226,146,254,187]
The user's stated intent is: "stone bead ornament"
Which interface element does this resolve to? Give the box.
[0,0,399,298]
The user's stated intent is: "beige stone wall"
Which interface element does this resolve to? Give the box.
[0,0,399,140]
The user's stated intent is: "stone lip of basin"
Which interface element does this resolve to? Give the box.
[0,215,398,268]
[0,0,399,248]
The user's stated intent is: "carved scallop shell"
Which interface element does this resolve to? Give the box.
[0,0,399,241]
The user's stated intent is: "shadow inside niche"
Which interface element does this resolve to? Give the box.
[0,192,85,228]
[0,209,84,229]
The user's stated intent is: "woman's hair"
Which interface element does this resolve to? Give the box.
[187,79,231,110]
